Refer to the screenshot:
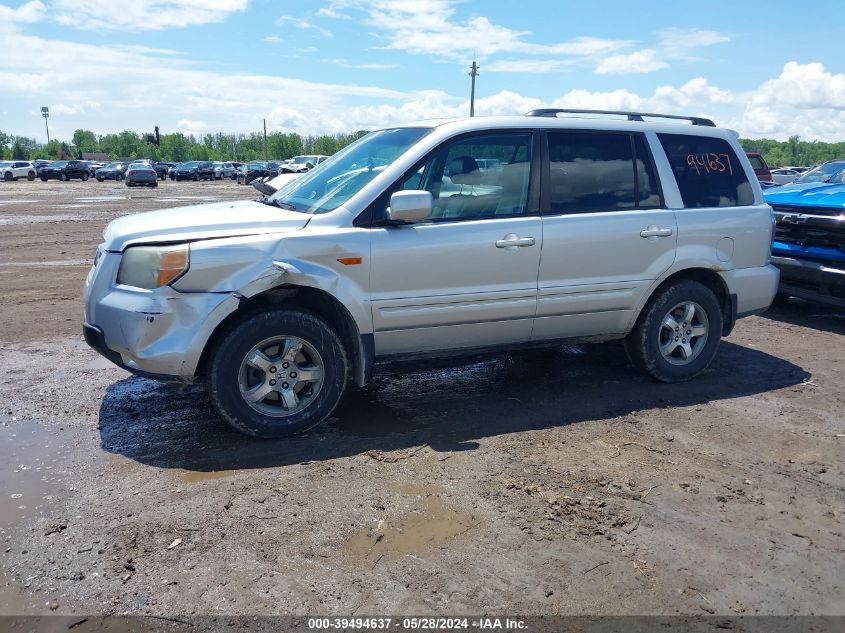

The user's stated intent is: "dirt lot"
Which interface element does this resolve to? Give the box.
[0,179,843,618]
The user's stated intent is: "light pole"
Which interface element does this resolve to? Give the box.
[468,61,479,117]
[41,106,50,143]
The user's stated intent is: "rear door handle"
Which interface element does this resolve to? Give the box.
[496,234,536,248]
[640,225,673,238]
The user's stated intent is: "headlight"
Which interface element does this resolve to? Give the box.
[117,244,189,289]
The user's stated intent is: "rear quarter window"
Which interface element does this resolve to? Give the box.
[658,133,755,208]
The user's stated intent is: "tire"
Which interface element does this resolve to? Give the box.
[624,280,723,383]
[151,181,158,188]
[97,176,103,182]
[60,172,68,182]
[116,173,123,181]
[28,171,36,181]
[40,176,47,182]
[210,309,348,438]
[127,181,134,187]
[81,172,89,181]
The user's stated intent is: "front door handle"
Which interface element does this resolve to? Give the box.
[496,234,536,248]
[640,225,673,238]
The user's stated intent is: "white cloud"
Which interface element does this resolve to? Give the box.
[595,49,668,75]
[275,14,332,37]
[329,0,629,62]
[50,0,249,31]
[484,59,576,74]
[264,35,282,43]
[177,118,209,135]
[0,0,45,23]
[324,58,398,70]
[658,28,730,50]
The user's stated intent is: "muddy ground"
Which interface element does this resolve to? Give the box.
[0,179,843,617]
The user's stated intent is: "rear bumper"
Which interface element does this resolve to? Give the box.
[771,255,845,307]
[721,264,780,318]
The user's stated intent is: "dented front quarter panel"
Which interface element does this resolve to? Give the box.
[171,218,374,335]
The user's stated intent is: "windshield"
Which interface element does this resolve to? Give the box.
[52,161,68,168]
[268,127,432,214]
[796,161,845,183]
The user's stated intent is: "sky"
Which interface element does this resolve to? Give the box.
[2,0,845,143]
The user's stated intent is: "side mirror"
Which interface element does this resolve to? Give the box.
[387,190,433,223]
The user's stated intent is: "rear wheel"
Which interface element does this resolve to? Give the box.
[116,173,123,181]
[625,280,722,383]
[81,172,89,181]
[3,172,11,182]
[27,171,35,181]
[60,172,68,182]
[97,176,103,182]
[210,309,348,438]
[40,176,47,182]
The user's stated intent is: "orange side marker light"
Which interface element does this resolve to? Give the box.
[337,257,363,266]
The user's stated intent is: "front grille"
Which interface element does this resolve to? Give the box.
[771,204,845,252]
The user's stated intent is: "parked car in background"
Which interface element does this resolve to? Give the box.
[39,160,90,181]
[789,160,845,185]
[83,110,778,438]
[86,162,107,177]
[95,162,127,181]
[770,168,800,185]
[154,162,175,180]
[125,163,158,188]
[0,161,38,181]
[282,155,328,172]
[174,161,215,181]
[765,163,845,307]
[168,163,181,180]
[745,152,773,183]
[236,162,272,184]
[214,162,238,179]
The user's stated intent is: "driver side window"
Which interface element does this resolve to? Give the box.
[401,133,532,222]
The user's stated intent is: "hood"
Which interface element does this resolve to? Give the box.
[102,199,311,251]
[764,182,845,208]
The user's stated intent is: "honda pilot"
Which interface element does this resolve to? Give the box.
[84,110,779,438]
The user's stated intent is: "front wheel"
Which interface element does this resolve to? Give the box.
[624,280,723,383]
[60,172,68,181]
[3,172,12,182]
[210,309,348,438]
[81,172,89,181]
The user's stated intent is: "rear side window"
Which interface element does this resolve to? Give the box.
[658,134,754,208]
[747,156,764,170]
[546,132,662,214]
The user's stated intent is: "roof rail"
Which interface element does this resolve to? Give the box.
[524,108,716,127]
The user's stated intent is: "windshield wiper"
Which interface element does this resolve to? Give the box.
[265,198,299,211]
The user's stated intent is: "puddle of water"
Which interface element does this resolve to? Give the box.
[0,215,87,226]
[74,196,127,202]
[0,422,73,532]
[178,469,236,483]
[339,495,479,564]
[0,260,89,268]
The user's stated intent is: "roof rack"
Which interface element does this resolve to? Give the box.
[524,108,716,127]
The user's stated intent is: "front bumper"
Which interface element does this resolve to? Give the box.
[83,251,241,380]
[771,255,845,307]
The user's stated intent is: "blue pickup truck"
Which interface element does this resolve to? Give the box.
[764,160,845,307]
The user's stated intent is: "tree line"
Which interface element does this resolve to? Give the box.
[2,128,843,168]
[0,129,369,163]
[738,136,845,168]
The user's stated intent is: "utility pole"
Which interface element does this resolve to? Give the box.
[263,119,268,160]
[41,107,50,143]
[468,61,479,117]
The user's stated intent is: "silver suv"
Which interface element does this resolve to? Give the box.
[83,110,779,438]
